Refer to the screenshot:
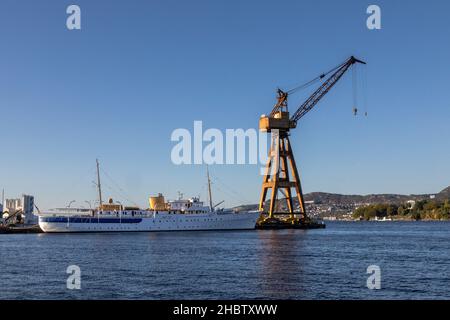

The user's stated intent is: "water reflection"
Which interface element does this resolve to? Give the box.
[256,229,308,299]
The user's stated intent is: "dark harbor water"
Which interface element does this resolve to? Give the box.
[0,221,449,300]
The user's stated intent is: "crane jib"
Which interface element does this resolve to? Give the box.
[290,56,366,122]
[266,56,366,123]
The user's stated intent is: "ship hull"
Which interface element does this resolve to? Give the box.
[39,212,259,233]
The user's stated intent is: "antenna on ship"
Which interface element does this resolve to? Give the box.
[206,166,213,212]
[96,159,103,208]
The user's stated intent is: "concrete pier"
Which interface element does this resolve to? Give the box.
[0,225,43,234]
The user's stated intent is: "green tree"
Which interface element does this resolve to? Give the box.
[386,205,397,216]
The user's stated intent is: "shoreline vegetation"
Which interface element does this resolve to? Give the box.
[352,200,450,221]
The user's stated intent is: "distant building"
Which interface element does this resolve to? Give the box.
[4,194,36,224]
[406,200,416,209]
[22,195,35,219]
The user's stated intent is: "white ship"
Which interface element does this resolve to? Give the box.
[38,162,259,233]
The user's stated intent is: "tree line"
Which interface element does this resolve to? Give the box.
[352,200,450,220]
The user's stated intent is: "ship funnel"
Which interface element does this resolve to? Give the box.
[149,193,166,210]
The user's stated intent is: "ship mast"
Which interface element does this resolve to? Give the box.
[207,166,213,211]
[96,159,103,208]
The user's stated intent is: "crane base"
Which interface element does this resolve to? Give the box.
[256,216,326,230]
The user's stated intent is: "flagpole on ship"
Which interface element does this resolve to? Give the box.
[96,159,103,223]
[207,166,213,212]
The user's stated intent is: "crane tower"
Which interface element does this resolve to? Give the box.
[258,56,366,227]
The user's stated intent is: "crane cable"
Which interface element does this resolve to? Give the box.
[286,60,346,95]
[352,65,358,115]
[352,63,369,117]
[362,66,368,116]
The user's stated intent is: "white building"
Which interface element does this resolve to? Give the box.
[4,198,21,212]
[3,194,36,224]
[406,200,416,209]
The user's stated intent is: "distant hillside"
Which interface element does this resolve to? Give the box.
[437,186,450,199]
[303,192,414,205]
[232,186,450,211]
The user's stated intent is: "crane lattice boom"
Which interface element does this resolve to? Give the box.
[290,56,366,124]
[259,56,365,133]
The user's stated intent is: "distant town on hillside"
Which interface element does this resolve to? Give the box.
[233,186,450,220]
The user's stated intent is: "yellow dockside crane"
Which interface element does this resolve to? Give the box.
[258,56,366,228]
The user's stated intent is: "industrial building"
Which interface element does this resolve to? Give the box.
[1,194,37,225]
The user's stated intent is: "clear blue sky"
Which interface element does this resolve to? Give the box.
[1,0,449,209]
